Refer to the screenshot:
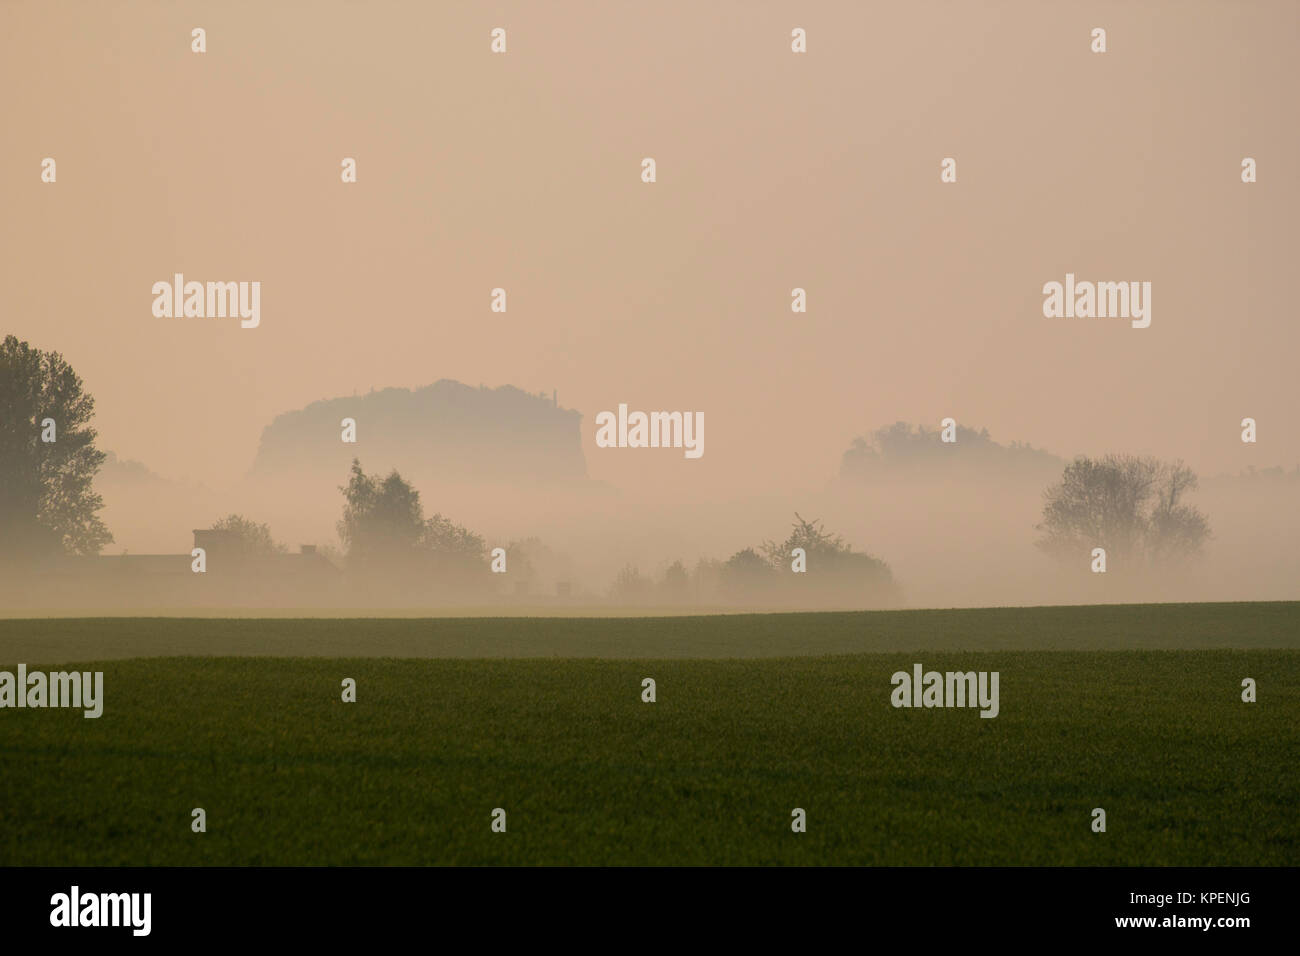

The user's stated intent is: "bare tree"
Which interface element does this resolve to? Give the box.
[1037,454,1210,567]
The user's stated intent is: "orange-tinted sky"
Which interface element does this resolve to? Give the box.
[3,0,1297,496]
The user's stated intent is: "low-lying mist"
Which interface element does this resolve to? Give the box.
[19,458,1293,615]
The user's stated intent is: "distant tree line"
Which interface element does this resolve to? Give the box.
[841,420,1062,481]
[611,514,902,607]
[0,334,1221,604]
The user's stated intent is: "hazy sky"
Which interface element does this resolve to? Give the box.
[4,0,1297,496]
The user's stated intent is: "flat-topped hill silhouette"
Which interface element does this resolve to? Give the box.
[248,381,587,484]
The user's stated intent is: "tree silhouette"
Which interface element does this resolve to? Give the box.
[760,512,897,599]
[0,334,111,562]
[610,563,651,601]
[1037,454,1211,567]
[720,547,775,595]
[337,458,486,586]
[336,459,424,566]
[209,514,287,556]
[661,560,689,599]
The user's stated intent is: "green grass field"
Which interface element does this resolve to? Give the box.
[0,603,1297,865]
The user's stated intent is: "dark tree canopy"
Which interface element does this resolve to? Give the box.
[661,560,689,598]
[337,459,425,565]
[709,515,900,603]
[209,514,287,556]
[421,512,487,564]
[337,459,486,581]
[720,546,775,594]
[761,513,896,594]
[1037,454,1211,567]
[761,513,849,568]
[841,420,1060,480]
[0,334,111,561]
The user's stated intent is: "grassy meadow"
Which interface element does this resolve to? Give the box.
[0,602,1296,865]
